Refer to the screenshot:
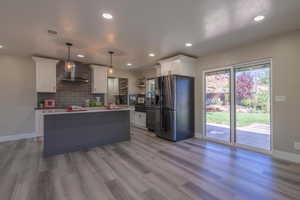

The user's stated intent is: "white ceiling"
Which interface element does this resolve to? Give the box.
[1,0,300,69]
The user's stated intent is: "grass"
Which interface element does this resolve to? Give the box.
[206,112,270,127]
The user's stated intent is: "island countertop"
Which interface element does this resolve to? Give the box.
[38,107,132,115]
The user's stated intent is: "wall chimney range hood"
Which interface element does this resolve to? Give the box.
[62,43,88,83]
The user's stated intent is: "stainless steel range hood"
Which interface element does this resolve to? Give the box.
[62,64,89,83]
[62,43,88,83]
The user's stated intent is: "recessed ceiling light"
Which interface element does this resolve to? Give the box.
[77,54,85,58]
[102,13,113,19]
[254,15,265,22]
[0,45,3,49]
[185,43,193,47]
[127,63,132,66]
[149,53,155,57]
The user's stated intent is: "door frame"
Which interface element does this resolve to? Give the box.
[202,58,273,154]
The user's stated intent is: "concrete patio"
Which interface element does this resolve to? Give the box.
[206,124,271,150]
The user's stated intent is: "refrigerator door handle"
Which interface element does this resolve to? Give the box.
[160,95,164,130]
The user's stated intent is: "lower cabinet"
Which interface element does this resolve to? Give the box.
[134,111,147,129]
[129,107,135,125]
[146,109,156,131]
[35,110,44,137]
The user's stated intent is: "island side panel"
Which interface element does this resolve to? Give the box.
[44,110,130,157]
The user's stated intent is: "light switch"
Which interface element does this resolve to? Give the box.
[275,96,286,102]
[294,142,300,150]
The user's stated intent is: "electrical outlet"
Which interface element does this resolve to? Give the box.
[275,96,286,102]
[294,142,300,150]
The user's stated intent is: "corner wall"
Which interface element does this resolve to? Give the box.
[195,30,300,156]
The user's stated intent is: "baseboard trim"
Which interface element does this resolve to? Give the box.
[0,133,37,143]
[272,150,300,164]
[194,133,203,139]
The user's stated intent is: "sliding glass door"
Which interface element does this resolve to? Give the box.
[204,70,231,143]
[204,61,272,151]
[235,64,271,150]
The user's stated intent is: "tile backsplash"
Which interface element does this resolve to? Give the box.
[37,61,104,108]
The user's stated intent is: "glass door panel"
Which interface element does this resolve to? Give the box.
[235,65,271,150]
[205,70,231,143]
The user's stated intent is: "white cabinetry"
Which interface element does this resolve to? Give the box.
[33,57,59,93]
[158,55,197,77]
[108,78,119,95]
[129,107,135,124]
[35,110,44,137]
[90,65,107,94]
[134,111,146,129]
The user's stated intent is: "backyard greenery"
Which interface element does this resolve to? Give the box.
[207,112,270,127]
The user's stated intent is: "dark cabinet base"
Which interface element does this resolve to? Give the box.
[44,111,130,157]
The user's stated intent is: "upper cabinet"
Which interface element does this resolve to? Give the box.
[158,55,197,77]
[90,65,107,94]
[107,77,119,95]
[33,57,59,93]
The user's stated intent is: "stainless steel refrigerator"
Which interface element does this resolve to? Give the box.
[154,75,194,141]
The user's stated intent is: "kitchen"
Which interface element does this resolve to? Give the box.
[34,42,197,156]
[1,0,300,199]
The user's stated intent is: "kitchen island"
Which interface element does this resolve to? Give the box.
[39,108,130,157]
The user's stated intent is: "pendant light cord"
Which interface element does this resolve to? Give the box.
[109,51,114,68]
[68,46,70,62]
[66,43,72,62]
[110,53,112,68]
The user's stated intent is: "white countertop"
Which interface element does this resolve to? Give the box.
[38,107,132,115]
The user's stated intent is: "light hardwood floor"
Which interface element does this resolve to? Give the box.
[1,127,300,200]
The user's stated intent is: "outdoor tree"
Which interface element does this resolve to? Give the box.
[236,72,254,103]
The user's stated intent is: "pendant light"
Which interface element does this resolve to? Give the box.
[65,43,75,73]
[108,51,114,75]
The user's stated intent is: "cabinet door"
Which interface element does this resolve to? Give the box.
[130,110,135,124]
[113,78,119,95]
[159,56,197,77]
[134,112,142,127]
[91,66,107,94]
[161,62,172,76]
[140,113,146,127]
[171,60,181,75]
[146,110,156,130]
[134,112,140,125]
[134,112,146,128]
[35,110,44,136]
[33,57,58,93]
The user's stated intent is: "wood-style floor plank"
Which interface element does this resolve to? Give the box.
[0,127,300,200]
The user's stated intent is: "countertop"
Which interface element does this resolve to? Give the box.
[37,107,132,115]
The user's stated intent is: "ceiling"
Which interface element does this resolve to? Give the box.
[1,0,300,69]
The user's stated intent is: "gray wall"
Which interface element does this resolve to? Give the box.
[0,55,36,137]
[196,30,300,155]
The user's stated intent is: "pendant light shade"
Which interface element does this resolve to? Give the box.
[65,43,75,73]
[108,68,113,75]
[108,51,114,75]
